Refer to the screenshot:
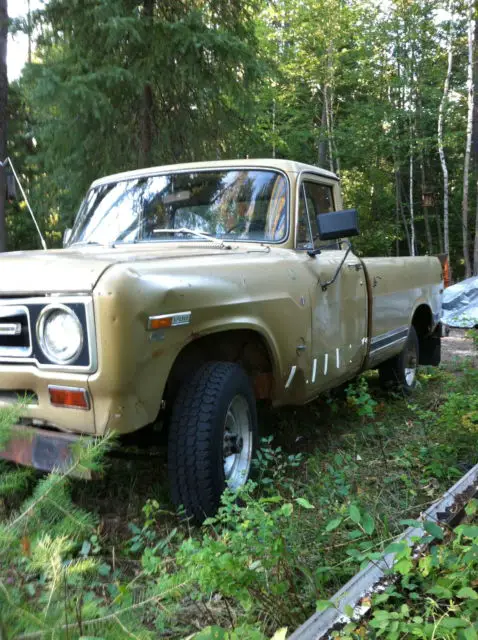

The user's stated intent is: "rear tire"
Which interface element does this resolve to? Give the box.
[379,326,419,393]
[168,361,258,523]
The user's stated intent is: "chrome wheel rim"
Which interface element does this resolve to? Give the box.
[404,340,418,386]
[223,395,252,490]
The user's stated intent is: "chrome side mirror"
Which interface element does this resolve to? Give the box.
[63,228,72,247]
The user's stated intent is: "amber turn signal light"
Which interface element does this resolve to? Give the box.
[48,386,90,410]
[149,316,173,330]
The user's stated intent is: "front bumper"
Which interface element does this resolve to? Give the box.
[1,423,90,478]
[0,364,96,434]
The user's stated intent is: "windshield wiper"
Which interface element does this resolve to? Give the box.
[71,241,106,247]
[151,228,224,245]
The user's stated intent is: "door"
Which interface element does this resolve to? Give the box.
[297,176,368,394]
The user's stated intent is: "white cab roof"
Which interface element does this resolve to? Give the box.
[91,158,339,188]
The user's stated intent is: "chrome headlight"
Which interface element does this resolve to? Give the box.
[37,304,84,364]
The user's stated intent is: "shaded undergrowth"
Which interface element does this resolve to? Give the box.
[1,360,478,638]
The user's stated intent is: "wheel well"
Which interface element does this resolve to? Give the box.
[412,304,433,340]
[412,304,441,366]
[165,329,275,404]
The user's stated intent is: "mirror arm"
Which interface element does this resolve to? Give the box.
[307,238,348,259]
[318,241,353,292]
[307,247,321,257]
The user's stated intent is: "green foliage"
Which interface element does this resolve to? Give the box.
[346,376,377,419]
[467,328,478,350]
[2,359,478,638]
[339,505,478,639]
[18,0,262,226]
[5,0,475,268]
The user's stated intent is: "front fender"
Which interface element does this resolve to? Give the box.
[88,260,309,434]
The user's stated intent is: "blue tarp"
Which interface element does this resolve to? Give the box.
[442,275,478,328]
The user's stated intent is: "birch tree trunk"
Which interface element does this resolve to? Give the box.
[438,0,453,271]
[0,0,8,253]
[462,0,474,278]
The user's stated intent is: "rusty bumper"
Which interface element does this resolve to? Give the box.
[0,424,91,478]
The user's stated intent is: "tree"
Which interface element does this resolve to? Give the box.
[473,5,478,274]
[4,0,475,271]
[24,0,261,222]
[462,0,474,278]
[0,0,7,253]
[438,0,454,272]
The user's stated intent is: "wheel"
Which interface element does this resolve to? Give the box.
[168,361,258,523]
[379,326,419,393]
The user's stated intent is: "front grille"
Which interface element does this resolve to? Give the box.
[0,306,31,357]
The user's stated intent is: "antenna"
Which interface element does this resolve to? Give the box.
[0,157,47,250]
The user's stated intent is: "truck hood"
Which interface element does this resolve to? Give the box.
[0,244,248,295]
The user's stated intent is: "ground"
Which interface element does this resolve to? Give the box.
[442,327,477,367]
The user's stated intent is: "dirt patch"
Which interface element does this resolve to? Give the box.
[441,327,477,368]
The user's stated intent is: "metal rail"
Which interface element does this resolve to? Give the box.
[289,462,478,640]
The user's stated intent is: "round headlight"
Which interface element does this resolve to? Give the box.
[37,305,84,364]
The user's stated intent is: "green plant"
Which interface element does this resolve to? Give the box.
[346,376,377,420]
[253,435,303,494]
[177,482,315,629]
[466,328,478,351]
[338,500,478,638]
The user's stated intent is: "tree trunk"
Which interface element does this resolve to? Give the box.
[0,0,8,253]
[272,98,276,159]
[435,208,444,254]
[324,86,334,173]
[318,98,327,167]
[396,169,412,255]
[462,0,474,278]
[473,13,478,273]
[395,176,400,257]
[409,134,416,256]
[438,0,453,273]
[330,92,340,176]
[324,43,335,173]
[420,159,433,254]
[141,0,154,168]
[27,0,32,64]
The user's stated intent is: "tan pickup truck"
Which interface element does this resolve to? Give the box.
[0,159,442,520]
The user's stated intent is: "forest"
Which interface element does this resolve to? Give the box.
[2,0,478,278]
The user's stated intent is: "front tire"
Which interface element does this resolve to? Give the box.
[379,326,419,393]
[168,362,258,523]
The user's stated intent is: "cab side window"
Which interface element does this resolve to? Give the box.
[303,182,335,249]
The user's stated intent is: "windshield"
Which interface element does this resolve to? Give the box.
[68,169,288,246]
